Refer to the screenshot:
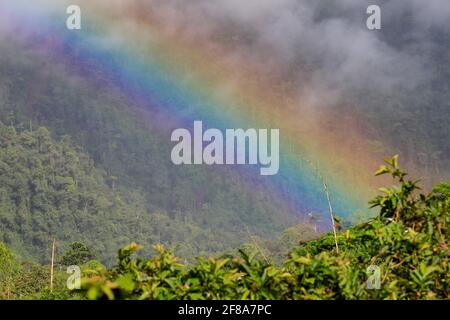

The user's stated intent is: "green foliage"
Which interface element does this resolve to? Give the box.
[0,245,70,300]
[0,39,301,260]
[0,149,447,300]
[10,261,50,299]
[288,156,449,299]
[78,156,449,300]
[0,123,153,262]
[0,242,18,299]
[1,123,297,263]
[432,183,450,198]
[0,120,299,262]
[60,242,95,266]
[235,223,318,265]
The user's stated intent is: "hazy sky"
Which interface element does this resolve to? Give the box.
[1,0,448,107]
[0,0,448,173]
[132,0,449,110]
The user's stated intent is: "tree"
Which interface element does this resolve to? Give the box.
[60,242,95,266]
[0,242,18,299]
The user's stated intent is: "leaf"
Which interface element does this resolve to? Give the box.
[375,165,389,176]
[115,273,135,292]
[293,256,311,265]
[392,154,399,168]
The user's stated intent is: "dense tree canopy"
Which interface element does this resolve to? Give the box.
[0,123,306,263]
[2,156,446,300]
[76,158,449,299]
[60,242,95,266]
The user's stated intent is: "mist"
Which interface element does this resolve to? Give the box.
[0,0,448,178]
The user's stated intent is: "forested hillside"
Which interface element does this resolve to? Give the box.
[0,158,448,300]
[0,123,148,262]
[0,38,303,261]
[0,122,308,262]
[1,27,448,265]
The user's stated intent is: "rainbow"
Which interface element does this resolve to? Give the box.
[0,0,398,224]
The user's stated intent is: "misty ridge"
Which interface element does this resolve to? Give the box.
[0,0,448,178]
[125,0,449,186]
[4,0,447,178]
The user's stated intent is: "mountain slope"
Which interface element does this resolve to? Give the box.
[0,122,303,263]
